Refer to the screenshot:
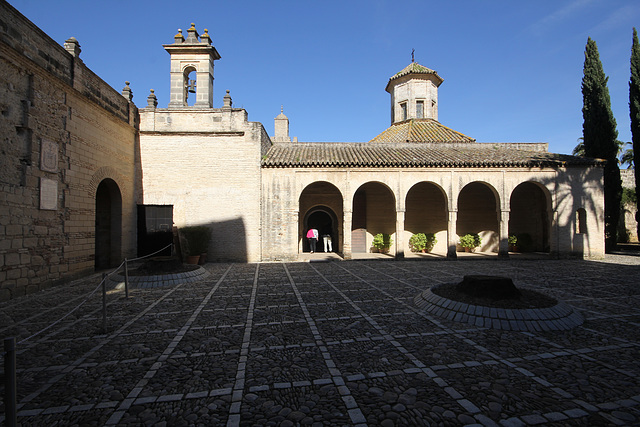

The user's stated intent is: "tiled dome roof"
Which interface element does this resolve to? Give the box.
[369,119,475,144]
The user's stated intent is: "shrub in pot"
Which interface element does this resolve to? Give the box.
[459,233,481,252]
[409,233,437,252]
[180,226,212,263]
[372,233,393,253]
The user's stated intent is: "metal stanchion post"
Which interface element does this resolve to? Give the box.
[4,337,17,427]
[124,258,129,299]
[102,273,107,334]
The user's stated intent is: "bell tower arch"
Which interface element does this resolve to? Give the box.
[164,23,221,108]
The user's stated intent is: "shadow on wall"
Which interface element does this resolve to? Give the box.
[141,217,248,263]
[535,168,602,257]
[208,218,248,262]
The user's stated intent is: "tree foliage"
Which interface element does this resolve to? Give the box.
[581,37,622,251]
[630,28,640,236]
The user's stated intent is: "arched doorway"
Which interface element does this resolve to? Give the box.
[303,207,339,252]
[509,182,551,252]
[352,182,396,253]
[457,182,500,252]
[95,179,122,269]
[405,182,448,254]
[299,182,343,253]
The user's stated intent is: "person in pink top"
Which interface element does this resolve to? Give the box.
[306,228,318,253]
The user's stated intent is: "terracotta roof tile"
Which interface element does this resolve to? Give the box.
[369,119,475,144]
[262,142,603,168]
[389,62,444,85]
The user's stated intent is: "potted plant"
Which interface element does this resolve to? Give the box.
[372,233,393,253]
[508,234,518,252]
[409,233,426,252]
[409,233,437,253]
[180,226,212,264]
[425,233,437,252]
[459,233,481,252]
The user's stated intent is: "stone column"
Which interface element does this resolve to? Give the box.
[343,210,352,260]
[292,210,300,258]
[447,210,458,259]
[195,71,213,107]
[550,209,559,258]
[499,210,510,259]
[395,210,405,259]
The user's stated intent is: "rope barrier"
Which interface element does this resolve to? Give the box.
[17,277,105,346]
[126,243,173,263]
[4,243,174,350]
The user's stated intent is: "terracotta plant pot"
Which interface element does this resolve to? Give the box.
[186,255,200,264]
[198,253,207,265]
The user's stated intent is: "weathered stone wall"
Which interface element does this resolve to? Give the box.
[0,2,138,300]
[139,107,269,263]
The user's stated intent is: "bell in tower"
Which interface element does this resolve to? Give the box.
[164,23,221,108]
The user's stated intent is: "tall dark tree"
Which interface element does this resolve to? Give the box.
[630,28,640,238]
[582,37,622,252]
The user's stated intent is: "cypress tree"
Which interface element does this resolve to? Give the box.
[581,37,621,252]
[630,28,640,238]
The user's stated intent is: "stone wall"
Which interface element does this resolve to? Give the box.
[0,2,138,300]
[139,107,269,263]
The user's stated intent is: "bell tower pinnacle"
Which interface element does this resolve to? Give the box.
[164,23,221,108]
[385,60,443,124]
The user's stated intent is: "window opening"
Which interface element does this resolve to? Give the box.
[400,102,407,121]
[416,100,424,118]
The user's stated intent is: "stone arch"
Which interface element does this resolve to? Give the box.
[352,181,396,253]
[89,166,128,200]
[299,181,343,253]
[95,178,122,269]
[509,181,552,252]
[405,182,448,254]
[457,181,500,252]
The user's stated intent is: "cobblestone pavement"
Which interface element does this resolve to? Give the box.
[1,255,640,426]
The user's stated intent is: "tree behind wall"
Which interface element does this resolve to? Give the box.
[630,28,640,239]
[582,37,622,252]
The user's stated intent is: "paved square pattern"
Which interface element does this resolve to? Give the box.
[1,256,640,426]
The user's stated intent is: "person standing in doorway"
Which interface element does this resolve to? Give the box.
[323,230,332,252]
[307,228,318,253]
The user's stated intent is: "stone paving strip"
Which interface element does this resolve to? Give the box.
[1,257,640,425]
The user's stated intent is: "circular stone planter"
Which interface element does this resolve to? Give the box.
[415,283,584,332]
[106,266,210,289]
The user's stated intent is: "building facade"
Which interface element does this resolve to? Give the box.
[0,2,606,300]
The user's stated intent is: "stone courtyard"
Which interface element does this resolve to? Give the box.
[1,255,640,426]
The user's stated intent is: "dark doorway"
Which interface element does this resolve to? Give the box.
[304,208,337,252]
[137,205,173,257]
[95,179,122,269]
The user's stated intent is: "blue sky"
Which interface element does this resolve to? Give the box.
[10,0,640,155]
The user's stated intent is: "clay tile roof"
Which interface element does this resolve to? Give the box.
[261,142,603,168]
[369,119,475,144]
[389,62,444,85]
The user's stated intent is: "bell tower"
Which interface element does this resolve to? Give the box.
[164,23,221,108]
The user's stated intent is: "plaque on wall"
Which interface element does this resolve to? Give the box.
[40,138,59,172]
[40,178,58,210]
